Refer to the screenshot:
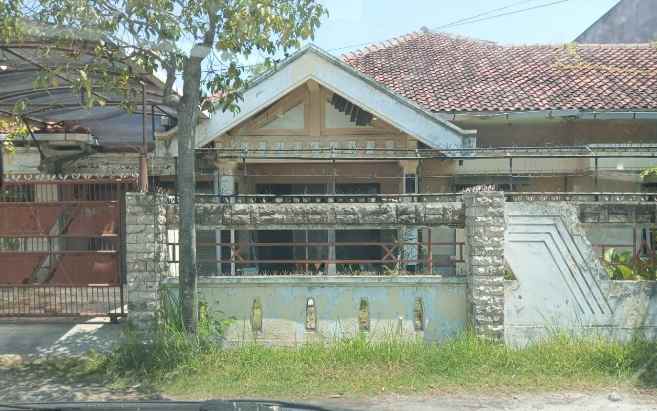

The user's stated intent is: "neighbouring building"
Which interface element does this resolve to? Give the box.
[576,0,657,44]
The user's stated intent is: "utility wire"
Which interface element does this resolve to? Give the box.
[432,0,572,30]
[328,0,573,53]
[430,0,541,31]
[214,0,574,72]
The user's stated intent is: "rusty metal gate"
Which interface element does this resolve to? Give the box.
[0,177,136,319]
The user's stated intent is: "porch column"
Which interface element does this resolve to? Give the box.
[218,161,239,275]
[463,191,505,339]
[327,160,337,275]
[400,160,419,273]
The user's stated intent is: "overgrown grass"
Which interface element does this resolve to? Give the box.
[158,333,657,398]
[91,295,657,398]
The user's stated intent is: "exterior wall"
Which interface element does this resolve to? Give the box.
[576,0,657,43]
[162,276,466,345]
[2,147,41,174]
[454,119,657,147]
[125,191,656,346]
[504,201,657,345]
[195,201,465,230]
[238,162,405,195]
[125,192,170,330]
[442,118,656,193]
[61,153,176,176]
[506,280,657,344]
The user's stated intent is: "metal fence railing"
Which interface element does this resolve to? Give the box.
[192,193,463,204]
[0,284,124,319]
[505,192,657,202]
[165,226,465,277]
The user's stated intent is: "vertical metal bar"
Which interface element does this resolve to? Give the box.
[509,156,514,192]
[327,159,337,274]
[151,105,156,141]
[594,157,599,192]
[427,227,432,275]
[140,82,149,192]
[213,170,222,276]
[119,185,126,317]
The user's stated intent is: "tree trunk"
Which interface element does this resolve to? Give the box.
[177,55,204,334]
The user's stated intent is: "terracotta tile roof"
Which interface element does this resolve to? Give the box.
[342,31,657,113]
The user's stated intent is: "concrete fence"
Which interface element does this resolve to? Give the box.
[125,192,657,345]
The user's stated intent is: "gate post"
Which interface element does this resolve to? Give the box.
[463,191,505,339]
[125,192,169,331]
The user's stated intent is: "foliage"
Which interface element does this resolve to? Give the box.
[103,291,231,380]
[0,117,29,154]
[641,166,657,179]
[1,0,327,114]
[602,248,656,281]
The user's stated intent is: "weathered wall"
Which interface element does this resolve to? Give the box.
[62,153,176,176]
[194,201,465,230]
[162,276,466,345]
[126,191,657,346]
[506,280,657,344]
[125,193,170,330]
[575,0,657,43]
[454,119,657,147]
[504,201,657,345]
[2,147,41,174]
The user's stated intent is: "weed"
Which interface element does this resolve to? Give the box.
[102,291,230,381]
[159,332,657,398]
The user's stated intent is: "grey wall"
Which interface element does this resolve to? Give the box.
[162,275,466,345]
[576,0,657,43]
[125,192,657,345]
[504,201,657,345]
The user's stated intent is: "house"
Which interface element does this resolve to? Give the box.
[2,30,656,281]
[161,31,657,276]
[576,0,657,44]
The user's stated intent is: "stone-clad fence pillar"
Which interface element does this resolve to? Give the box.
[463,192,506,339]
[125,192,169,331]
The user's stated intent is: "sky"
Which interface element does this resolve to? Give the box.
[311,0,620,54]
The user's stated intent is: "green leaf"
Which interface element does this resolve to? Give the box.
[603,248,616,263]
[616,265,636,280]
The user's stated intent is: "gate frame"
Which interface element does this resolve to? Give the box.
[0,175,137,319]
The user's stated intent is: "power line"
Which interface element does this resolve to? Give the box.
[431,0,541,30]
[214,0,575,74]
[433,0,573,31]
[328,0,573,53]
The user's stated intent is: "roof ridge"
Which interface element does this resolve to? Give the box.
[573,41,657,49]
[341,30,424,60]
[429,30,499,46]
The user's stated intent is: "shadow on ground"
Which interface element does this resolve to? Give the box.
[0,362,157,402]
[0,317,123,357]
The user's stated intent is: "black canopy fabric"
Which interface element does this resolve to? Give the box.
[0,43,176,146]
